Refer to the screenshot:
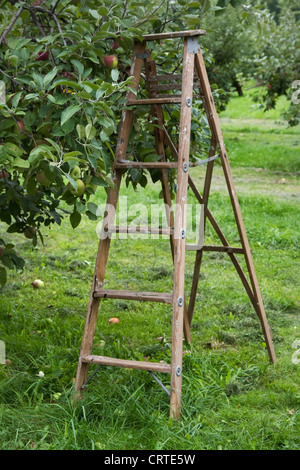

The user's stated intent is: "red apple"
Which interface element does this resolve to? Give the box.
[62,72,75,80]
[18,120,25,132]
[103,55,118,69]
[112,38,123,50]
[36,51,49,61]
[108,317,119,324]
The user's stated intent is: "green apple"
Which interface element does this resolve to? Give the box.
[74,179,85,196]
[70,165,81,179]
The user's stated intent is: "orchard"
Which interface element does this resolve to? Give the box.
[0,0,299,286]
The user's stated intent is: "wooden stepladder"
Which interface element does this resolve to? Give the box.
[75,30,276,419]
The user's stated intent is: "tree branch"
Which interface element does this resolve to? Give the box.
[0,5,23,46]
[29,9,56,67]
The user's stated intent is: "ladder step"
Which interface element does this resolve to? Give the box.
[105,226,174,235]
[94,288,173,303]
[115,155,219,170]
[148,74,182,82]
[143,29,206,41]
[127,97,182,106]
[115,160,178,169]
[81,355,171,373]
[186,244,244,254]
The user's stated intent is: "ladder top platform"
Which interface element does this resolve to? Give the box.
[143,29,206,41]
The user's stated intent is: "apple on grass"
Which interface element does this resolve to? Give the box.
[103,55,118,69]
[32,279,44,289]
[108,318,120,324]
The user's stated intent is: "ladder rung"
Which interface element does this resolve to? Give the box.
[148,74,182,82]
[115,160,178,169]
[186,244,244,254]
[81,355,171,373]
[115,155,219,170]
[143,29,206,41]
[105,226,174,235]
[127,97,182,106]
[93,288,173,303]
[150,83,182,91]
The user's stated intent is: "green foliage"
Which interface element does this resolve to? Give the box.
[1,0,299,285]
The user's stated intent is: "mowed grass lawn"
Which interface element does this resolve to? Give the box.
[0,87,299,450]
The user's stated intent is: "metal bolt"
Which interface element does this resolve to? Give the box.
[180,228,185,239]
[177,296,183,307]
[186,97,192,107]
[176,366,181,377]
[182,162,188,173]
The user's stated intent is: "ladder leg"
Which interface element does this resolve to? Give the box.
[170,37,195,419]
[75,172,123,394]
[187,139,216,325]
[74,41,147,395]
[194,48,276,364]
[145,57,192,344]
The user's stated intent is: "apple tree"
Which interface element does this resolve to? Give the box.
[0,0,254,285]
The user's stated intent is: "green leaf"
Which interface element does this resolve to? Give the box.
[87,202,98,215]
[44,67,58,88]
[11,92,22,109]
[89,9,100,20]
[32,73,44,91]
[65,173,78,190]
[13,157,30,168]
[98,6,109,16]
[71,59,84,76]
[63,151,83,159]
[50,79,81,91]
[85,123,96,140]
[76,124,85,139]
[70,211,81,229]
[111,69,119,82]
[61,105,81,126]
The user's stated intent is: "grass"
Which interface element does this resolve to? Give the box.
[0,86,300,450]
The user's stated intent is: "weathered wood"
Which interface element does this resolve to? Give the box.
[186,245,244,254]
[105,226,174,235]
[145,57,192,346]
[170,37,195,420]
[115,160,178,169]
[82,355,171,373]
[194,48,277,364]
[127,97,182,106]
[93,289,173,304]
[148,74,182,82]
[150,83,183,91]
[187,139,216,325]
[74,41,147,395]
[143,30,206,41]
